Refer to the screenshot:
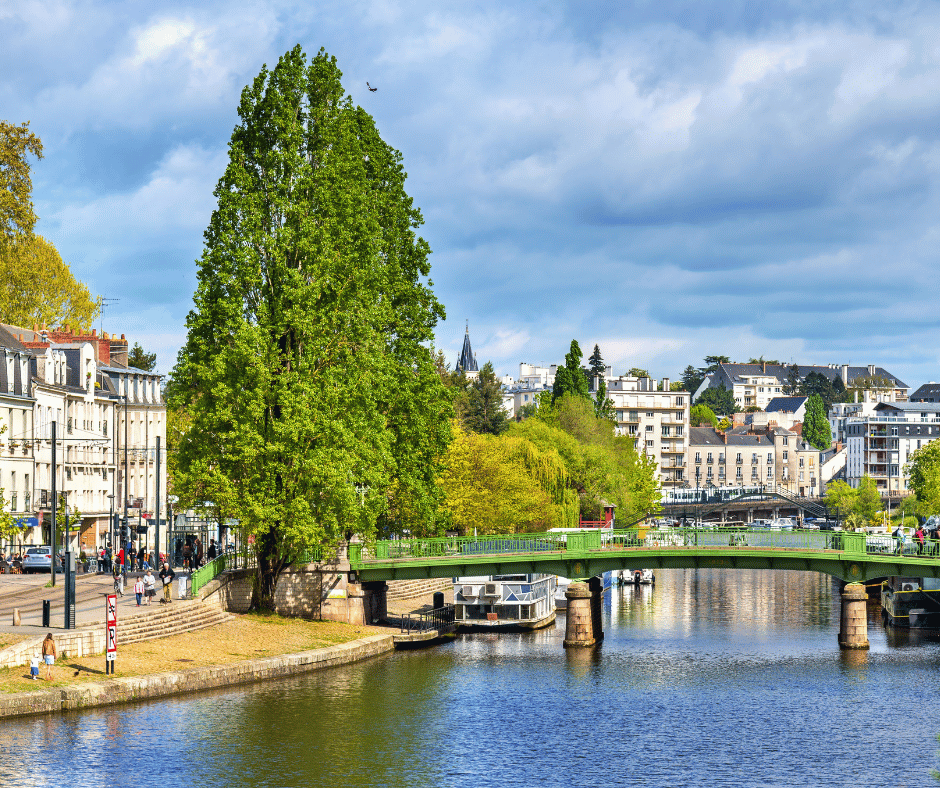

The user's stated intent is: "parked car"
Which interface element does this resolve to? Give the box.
[21,546,63,573]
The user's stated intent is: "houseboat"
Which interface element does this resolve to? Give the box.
[454,574,557,630]
[881,576,940,629]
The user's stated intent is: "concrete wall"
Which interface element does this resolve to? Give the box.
[0,629,105,670]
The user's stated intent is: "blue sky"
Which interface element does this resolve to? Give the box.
[4,0,940,389]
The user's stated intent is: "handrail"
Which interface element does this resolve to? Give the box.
[400,604,456,634]
[190,550,257,596]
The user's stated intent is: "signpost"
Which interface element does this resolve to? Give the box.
[105,594,117,674]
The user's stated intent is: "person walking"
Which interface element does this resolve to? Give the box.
[112,560,124,596]
[194,537,204,571]
[134,576,144,606]
[893,523,905,556]
[159,562,175,604]
[41,634,56,680]
[137,545,145,571]
[915,522,926,555]
[143,569,156,605]
[207,539,217,562]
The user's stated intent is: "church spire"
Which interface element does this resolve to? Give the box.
[457,322,479,374]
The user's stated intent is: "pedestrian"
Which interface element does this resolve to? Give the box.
[207,538,217,562]
[194,537,203,570]
[143,569,156,605]
[97,547,105,573]
[134,576,144,606]
[182,540,191,570]
[159,562,175,604]
[915,522,926,555]
[893,522,905,556]
[137,545,145,571]
[112,560,124,595]
[41,633,56,680]
[117,546,125,570]
[29,653,40,680]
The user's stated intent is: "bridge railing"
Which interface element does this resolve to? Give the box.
[191,550,257,596]
[400,604,456,634]
[350,527,875,568]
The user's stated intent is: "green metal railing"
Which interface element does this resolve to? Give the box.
[190,550,257,596]
[350,526,874,568]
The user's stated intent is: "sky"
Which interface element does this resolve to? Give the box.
[4,0,940,389]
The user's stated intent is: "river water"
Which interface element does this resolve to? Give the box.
[2,569,939,788]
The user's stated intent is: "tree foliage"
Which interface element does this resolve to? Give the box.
[905,441,940,514]
[587,344,605,390]
[855,475,882,519]
[0,120,43,247]
[690,403,718,427]
[802,394,832,450]
[594,376,615,421]
[0,234,101,330]
[825,476,881,520]
[128,342,158,372]
[459,361,508,435]
[171,47,451,606]
[552,340,589,404]
[628,367,650,379]
[695,384,737,415]
[681,364,703,394]
[783,363,801,395]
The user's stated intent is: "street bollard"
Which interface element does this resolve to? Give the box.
[42,600,50,628]
[12,608,20,626]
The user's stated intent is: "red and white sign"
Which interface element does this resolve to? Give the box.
[106,594,117,661]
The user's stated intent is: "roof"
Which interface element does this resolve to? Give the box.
[909,383,940,402]
[765,396,807,413]
[687,427,776,447]
[874,402,940,413]
[711,363,908,390]
[456,326,478,373]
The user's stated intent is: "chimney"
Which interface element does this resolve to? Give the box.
[662,377,670,391]
[841,364,849,385]
[762,362,766,373]
[868,364,876,377]
[722,431,728,444]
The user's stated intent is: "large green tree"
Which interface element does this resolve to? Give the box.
[461,361,509,436]
[695,384,737,415]
[905,441,940,513]
[127,342,158,372]
[680,365,703,394]
[587,343,605,390]
[171,47,451,606]
[802,394,832,450]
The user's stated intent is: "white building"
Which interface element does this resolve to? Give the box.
[845,402,940,492]
[606,376,690,488]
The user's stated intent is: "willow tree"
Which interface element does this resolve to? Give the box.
[172,46,451,605]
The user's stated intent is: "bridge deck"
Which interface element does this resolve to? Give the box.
[350,528,940,584]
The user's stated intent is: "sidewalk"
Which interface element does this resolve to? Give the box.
[0,570,192,636]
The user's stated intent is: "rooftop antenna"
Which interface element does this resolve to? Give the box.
[98,297,119,334]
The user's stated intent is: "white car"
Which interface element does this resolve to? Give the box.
[21,546,62,573]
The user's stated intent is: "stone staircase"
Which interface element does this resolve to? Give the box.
[116,601,234,646]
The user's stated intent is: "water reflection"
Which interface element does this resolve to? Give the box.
[1,569,939,788]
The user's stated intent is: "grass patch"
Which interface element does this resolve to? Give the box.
[0,613,379,694]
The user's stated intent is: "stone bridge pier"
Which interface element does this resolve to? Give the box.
[838,582,869,650]
[563,576,604,648]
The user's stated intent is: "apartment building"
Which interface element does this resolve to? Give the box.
[845,402,940,492]
[607,376,690,487]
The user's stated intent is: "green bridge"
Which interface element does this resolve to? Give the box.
[349,527,940,585]
[349,527,939,651]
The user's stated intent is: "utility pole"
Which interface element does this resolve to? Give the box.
[155,436,162,566]
[51,420,57,588]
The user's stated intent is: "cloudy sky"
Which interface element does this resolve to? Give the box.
[4,0,940,388]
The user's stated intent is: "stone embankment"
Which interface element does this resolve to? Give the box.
[0,633,394,720]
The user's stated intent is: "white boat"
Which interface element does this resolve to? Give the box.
[628,568,655,585]
[454,574,557,630]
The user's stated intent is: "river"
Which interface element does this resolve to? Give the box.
[1,568,939,788]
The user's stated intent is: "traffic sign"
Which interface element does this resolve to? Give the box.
[107,625,116,653]
[106,594,117,625]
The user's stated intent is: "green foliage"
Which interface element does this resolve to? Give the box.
[825,479,857,517]
[521,395,660,522]
[628,367,650,379]
[0,120,43,247]
[802,394,832,450]
[783,363,801,395]
[587,344,605,388]
[855,475,883,519]
[127,343,158,372]
[0,234,101,330]
[695,384,737,414]
[680,364,703,394]
[460,361,508,435]
[743,405,761,413]
[171,46,451,605]
[551,340,590,404]
[594,376,615,421]
[690,403,718,428]
[701,355,730,374]
[747,356,780,365]
[905,441,940,513]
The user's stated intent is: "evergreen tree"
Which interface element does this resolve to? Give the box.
[171,47,451,606]
[463,362,509,435]
[594,376,615,421]
[127,343,157,372]
[587,344,605,391]
[783,363,802,395]
[681,365,703,394]
[802,394,832,450]
[695,384,737,414]
[552,340,590,404]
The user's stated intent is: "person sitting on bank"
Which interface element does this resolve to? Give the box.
[159,562,176,603]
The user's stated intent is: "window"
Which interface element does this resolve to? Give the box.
[707,453,713,463]
[718,453,725,464]
[646,425,654,432]
[736,453,743,463]
[675,470,683,480]
[628,425,638,435]
[707,466,713,477]
[675,426,684,436]
[662,426,671,437]
[891,427,898,436]
[629,411,638,421]
[646,440,655,448]
[767,466,773,479]
[675,397,684,406]
[736,466,743,478]
[783,451,788,460]
[752,452,758,463]
[695,452,702,463]
[646,412,654,418]
[799,471,804,481]
[766,454,773,464]
[799,458,805,468]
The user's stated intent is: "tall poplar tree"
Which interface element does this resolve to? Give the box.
[172,47,451,605]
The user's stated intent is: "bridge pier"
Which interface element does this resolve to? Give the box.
[564,579,603,648]
[838,583,869,650]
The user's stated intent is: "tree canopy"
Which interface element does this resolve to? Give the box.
[552,340,589,404]
[802,394,832,450]
[0,235,101,330]
[905,441,940,514]
[458,361,508,436]
[0,120,43,247]
[690,403,718,427]
[127,342,158,372]
[695,384,737,415]
[170,46,451,605]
